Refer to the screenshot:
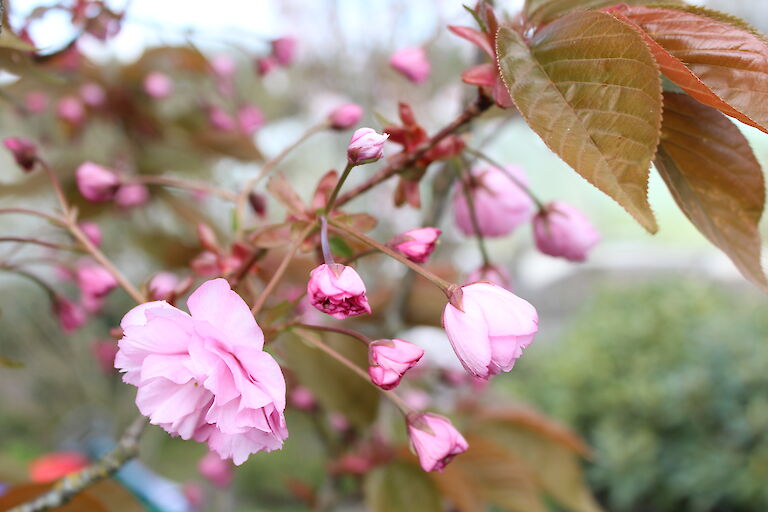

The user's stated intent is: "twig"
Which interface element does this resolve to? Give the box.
[0,236,84,253]
[137,175,237,201]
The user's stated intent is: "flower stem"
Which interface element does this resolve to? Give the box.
[454,159,491,267]
[319,216,335,266]
[463,147,546,210]
[295,322,373,345]
[328,219,453,293]
[323,162,354,216]
[136,175,237,201]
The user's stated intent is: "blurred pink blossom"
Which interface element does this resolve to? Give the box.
[328,103,363,130]
[24,91,49,113]
[79,82,106,107]
[78,221,102,247]
[56,96,85,124]
[76,162,121,202]
[198,451,234,488]
[115,183,150,208]
[144,72,174,99]
[533,202,601,262]
[271,37,297,66]
[389,47,430,84]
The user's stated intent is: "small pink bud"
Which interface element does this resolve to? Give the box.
[407,413,468,472]
[79,82,106,107]
[347,127,388,165]
[76,263,118,313]
[368,339,424,390]
[53,297,87,333]
[198,451,234,488]
[24,91,49,114]
[148,272,179,301]
[256,57,277,76]
[3,137,38,172]
[208,105,236,131]
[115,183,149,208]
[237,105,265,135]
[389,47,430,84]
[328,103,363,130]
[329,412,349,432]
[211,55,237,79]
[76,162,121,202]
[78,221,102,247]
[91,339,118,375]
[466,264,511,289]
[56,96,85,124]
[29,452,89,483]
[307,263,371,319]
[271,37,297,66]
[289,386,316,411]
[390,227,441,263]
[248,192,267,218]
[144,72,174,99]
[442,282,538,379]
[533,202,601,262]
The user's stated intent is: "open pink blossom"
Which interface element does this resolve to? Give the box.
[76,263,118,313]
[115,183,150,208]
[442,282,538,379]
[407,413,468,472]
[389,47,430,84]
[271,37,297,66]
[53,296,87,333]
[390,227,441,263]
[115,279,288,465]
[347,128,388,165]
[57,96,85,124]
[76,162,121,202]
[198,451,234,488]
[533,202,601,262]
[144,72,174,99]
[453,165,534,237]
[328,103,363,130]
[3,137,37,172]
[78,221,102,247]
[368,339,424,390]
[307,264,371,319]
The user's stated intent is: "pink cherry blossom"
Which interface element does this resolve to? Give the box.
[533,202,601,262]
[56,96,85,124]
[442,282,538,379]
[453,165,534,237]
[307,264,371,319]
[347,127,388,165]
[148,272,179,301]
[328,103,363,130]
[144,72,174,99]
[3,137,37,172]
[78,221,102,247]
[389,47,430,84]
[466,264,511,289]
[271,37,297,66]
[368,339,424,390]
[53,296,87,333]
[407,413,468,472]
[237,105,265,135]
[76,263,118,313]
[390,227,441,263]
[115,279,288,465]
[76,162,121,202]
[198,451,234,488]
[79,82,106,107]
[115,183,150,208]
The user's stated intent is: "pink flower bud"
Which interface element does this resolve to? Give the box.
[75,162,121,202]
[466,264,511,289]
[91,339,118,375]
[237,105,265,135]
[368,339,424,390]
[29,452,89,483]
[79,82,106,107]
[78,221,102,247]
[143,72,174,99]
[289,386,316,411]
[115,183,150,208]
[389,47,430,84]
[390,227,441,263]
[256,57,278,76]
[329,412,349,432]
[442,282,538,379]
[53,296,87,333]
[56,96,85,124]
[347,127,388,165]
[3,137,37,172]
[533,202,601,262]
[407,413,468,472]
[211,55,237,79]
[248,191,267,218]
[148,272,179,301]
[76,263,118,313]
[307,263,371,319]
[328,103,363,130]
[198,451,234,489]
[24,91,49,114]
[271,37,297,66]
[208,105,236,131]
[453,165,534,238]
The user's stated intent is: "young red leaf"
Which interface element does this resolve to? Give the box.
[654,92,767,290]
[523,0,683,27]
[497,11,662,233]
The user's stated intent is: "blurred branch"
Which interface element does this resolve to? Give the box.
[8,415,148,512]
[0,236,84,253]
[137,174,237,201]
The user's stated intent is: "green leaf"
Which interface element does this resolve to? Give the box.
[277,330,380,428]
[654,92,767,290]
[365,461,443,512]
[497,12,662,232]
[523,0,683,26]
[329,235,354,259]
[0,356,23,368]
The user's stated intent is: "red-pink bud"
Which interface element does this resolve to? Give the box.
[390,227,441,263]
[52,296,87,333]
[307,264,371,319]
[75,162,121,202]
[347,127,388,165]
[328,103,363,130]
[271,37,297,66]
[78,221,102,247]
[368,339,424,390]
[3,137,38,172]
[29,452,89,483]
[76,263,118,313]
[442,282,537,379]
[248,191,267,218]
[91,339,118,375]
[533,202,601,262]
[406,413,468,472]
[198,451,234,488]
[144,72,174,99]
[115,183,149,208]
[256,56,278,76]
[389,47,430,84]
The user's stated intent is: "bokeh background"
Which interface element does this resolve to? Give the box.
[1,1,768,511]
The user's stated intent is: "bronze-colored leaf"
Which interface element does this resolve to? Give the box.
[365,461,442,512]
[497,12,662,232]
[654,92,767,290]
[523,0,682,26]
[615,5,768,134]
[267,173,307,218]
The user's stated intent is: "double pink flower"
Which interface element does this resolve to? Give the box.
[533,202,601,262]
[368,339,424,390]
[407,413,468,472]
[307,264,371,319]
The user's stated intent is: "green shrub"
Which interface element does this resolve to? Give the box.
[508,280,768,512]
